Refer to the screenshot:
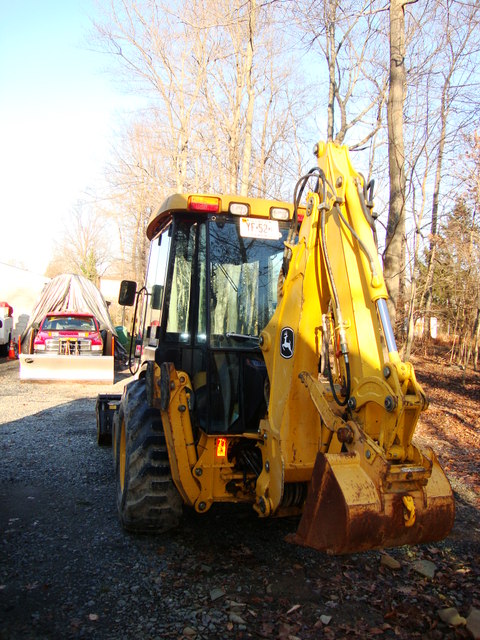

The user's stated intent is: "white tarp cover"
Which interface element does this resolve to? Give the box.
[20,274,118,344]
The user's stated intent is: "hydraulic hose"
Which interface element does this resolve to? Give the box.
[289,165,354,405]
[356,176,378,248]
[283,168,324,275]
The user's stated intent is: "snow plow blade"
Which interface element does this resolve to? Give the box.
[292,450,455,555]
[19,354,114,383]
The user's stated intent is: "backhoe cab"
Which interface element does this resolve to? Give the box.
[104,144,454,554]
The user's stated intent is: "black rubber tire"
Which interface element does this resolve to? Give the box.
[115,378,183,533]
[97,421,112,447]
[0,342,8,358]
[96,399,113,447]
[112,401,123,471]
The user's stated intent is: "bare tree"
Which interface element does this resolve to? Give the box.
[463,131,480,369]
[196,0,305,196]
[46,201,112,282]
[100,118,165,282]
[434,199,480,366]
[417,0,480,334]
[93,0,210,192]
[93,0,304,201]
[291,0,389,148]
[383,0,418,328]
[88,0,480,342]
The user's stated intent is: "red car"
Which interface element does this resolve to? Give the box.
[33,311,103,356]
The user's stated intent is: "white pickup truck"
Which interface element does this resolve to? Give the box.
[0,302,14,357]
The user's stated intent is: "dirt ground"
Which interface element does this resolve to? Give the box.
[0,350,479,639]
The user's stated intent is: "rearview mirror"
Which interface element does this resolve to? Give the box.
[118,280,137,307]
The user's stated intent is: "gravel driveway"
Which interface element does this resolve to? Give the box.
[1,357,478,640]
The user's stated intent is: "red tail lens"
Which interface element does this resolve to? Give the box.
[188,196,221,212]
[216,437,227,457]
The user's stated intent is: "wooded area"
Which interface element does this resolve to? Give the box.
[47,0,480,368]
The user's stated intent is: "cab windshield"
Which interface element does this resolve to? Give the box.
[205,218,288,348]
[143,215,290,349]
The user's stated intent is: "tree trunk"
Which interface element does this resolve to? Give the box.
[326,0,337,142]
[384,0,411,330]
[240,0,257,196]
[473,306,480,371]
[403,279,416,361]
[422,76,450,332]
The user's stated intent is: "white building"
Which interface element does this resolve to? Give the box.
[0,263,50,338]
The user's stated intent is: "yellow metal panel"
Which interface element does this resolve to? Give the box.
[157,365,200,506]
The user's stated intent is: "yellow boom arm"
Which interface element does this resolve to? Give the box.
[256,141,454,553]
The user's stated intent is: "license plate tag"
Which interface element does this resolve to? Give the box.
[240,217,281,240]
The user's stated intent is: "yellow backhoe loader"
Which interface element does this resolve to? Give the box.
[98,141,454,554]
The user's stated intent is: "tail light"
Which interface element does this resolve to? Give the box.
[188,195,220,212]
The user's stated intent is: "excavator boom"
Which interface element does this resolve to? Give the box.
[257,141,455,553]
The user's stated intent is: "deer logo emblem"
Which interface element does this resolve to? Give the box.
[280,327,294,359]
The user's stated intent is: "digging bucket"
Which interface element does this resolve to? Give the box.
[291,450,455,555]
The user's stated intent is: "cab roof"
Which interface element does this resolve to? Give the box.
[146,193,302,240]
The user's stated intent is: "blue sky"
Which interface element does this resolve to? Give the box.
[0,0,134,274]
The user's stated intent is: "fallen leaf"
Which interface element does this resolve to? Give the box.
[286,604,301,615]
[395,585,416,596]
[343,571,357,581]
[427,546,441,554]
[227,600,246,609]
[381,553,401,570]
